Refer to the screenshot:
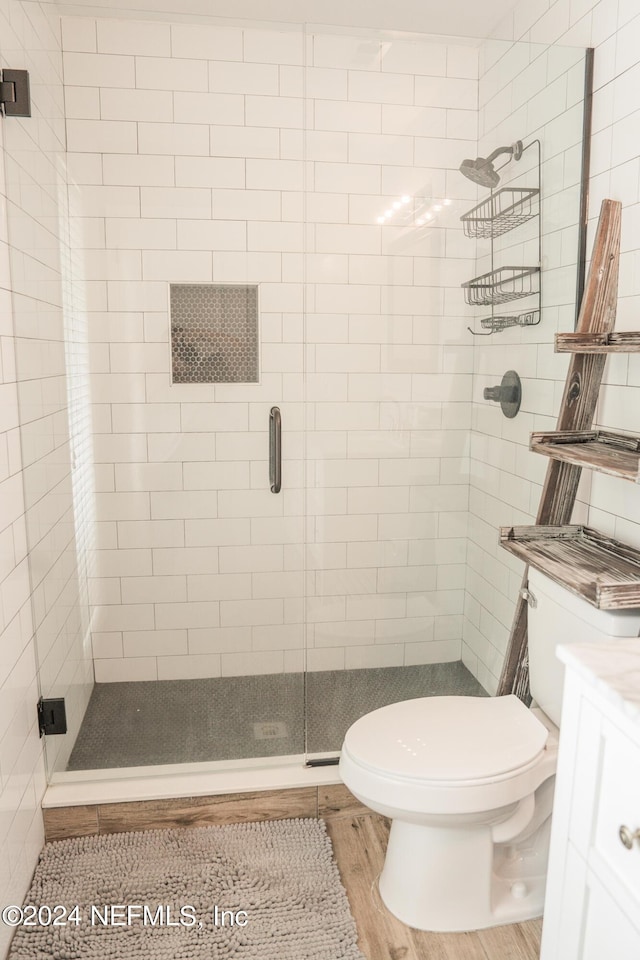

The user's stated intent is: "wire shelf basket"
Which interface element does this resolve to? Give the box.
[462,265,540,307]
[480,310,540,332]
[461,187,539,239]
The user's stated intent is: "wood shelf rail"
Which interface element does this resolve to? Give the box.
[530,429,640,483]
[500,525,640,610]
[497,198,622,703]
[555,331,640,352]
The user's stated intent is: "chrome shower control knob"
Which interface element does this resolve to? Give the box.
[618,825,640,850]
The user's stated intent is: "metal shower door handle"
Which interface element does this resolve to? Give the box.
[269,406,281,493]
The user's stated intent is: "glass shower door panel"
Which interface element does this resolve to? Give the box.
[303,27,480,757]
[60,19,307,773]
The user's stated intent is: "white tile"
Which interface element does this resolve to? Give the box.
[314,34,382,71]
[64,87,100,119]
[103,155,174,187]
[64,52,134,87]
[185,518,250,546]
[382,40,447,76]
[305,66,348,100]
[219,545,283,573]
[315,224,380,255]
[141,187,212,219]
[212,190,281,221]
[106,218,176,249]
[381,104,446,137]
[250,516,303,544]
[155,601,220,629]
[345,644,404,669]
[348,71,413,105]
[305,131,348,163]
[219,598,283,627]
[66,152,103,184]
[97,19,171,56]
[209,62,279,96]
[175,157,244,189]
[188,626,251,654]
[117,520,185,548]
[62,17,97,53]
[173,91,244,125]
[139,122,209,156]
[95,657,157,681]
[76,186,140,218]
[415,76,477,109]
[137,57,208,92]
[143,250,212,281]
[171,23,243,61]
[177,219,246,251]
[315,100,380,133]
[220,650,283,676]
[246,159,303,190]
[121,576,187,603]
[95,491,150,522]
[187,573,251,601]
[247,222,302,252]
[97,548,152,576]
[152,547,219,575]
[123,629,187,658]
[244,28,304,66]
[245,96,303,129]
[157,654,221,680]
[251,571,303,598]
[149,491,217,520]
[314,162,381,195]
[93,603,155,632]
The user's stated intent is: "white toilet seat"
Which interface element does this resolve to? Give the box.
[340,694,555,817]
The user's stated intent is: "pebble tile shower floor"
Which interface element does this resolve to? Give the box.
[68,662,486,770]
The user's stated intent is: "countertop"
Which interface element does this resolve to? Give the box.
[558,638,640,723]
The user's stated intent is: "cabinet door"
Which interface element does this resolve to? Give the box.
[583,872,640,960]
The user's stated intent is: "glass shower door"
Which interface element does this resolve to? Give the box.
[302,27,482,759]
[40,18,309,776]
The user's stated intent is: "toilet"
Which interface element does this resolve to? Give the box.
[339,569,640,932]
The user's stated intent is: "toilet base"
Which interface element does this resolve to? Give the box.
[378,814,550,932]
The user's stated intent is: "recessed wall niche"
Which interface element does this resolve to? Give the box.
[169,283,259,384]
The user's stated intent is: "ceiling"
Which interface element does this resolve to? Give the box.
[57,0,521,40]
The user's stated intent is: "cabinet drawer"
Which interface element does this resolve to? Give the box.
[593,722,640,906]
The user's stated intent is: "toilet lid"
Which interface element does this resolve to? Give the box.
[343,695,548,782]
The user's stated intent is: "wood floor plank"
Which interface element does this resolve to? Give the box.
[43,805,99,842]
[96,787,317,834]
[319,783,370,820]
[477,919,542,960]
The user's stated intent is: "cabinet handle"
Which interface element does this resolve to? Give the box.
[618,825,640,850]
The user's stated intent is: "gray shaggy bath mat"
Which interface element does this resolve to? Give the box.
[8,818,366,960]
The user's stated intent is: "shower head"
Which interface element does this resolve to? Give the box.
[459,140,523,189]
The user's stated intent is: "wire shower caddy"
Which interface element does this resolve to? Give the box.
[461,140,541,336]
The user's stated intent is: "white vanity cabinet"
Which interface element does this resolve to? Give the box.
[540,640,640,960]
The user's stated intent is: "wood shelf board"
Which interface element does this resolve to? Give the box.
[500,525,640,609]
[530,430,640,482]
[555,331,640,353]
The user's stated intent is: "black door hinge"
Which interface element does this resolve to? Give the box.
[0,69,31,117]
[37,697,67,737]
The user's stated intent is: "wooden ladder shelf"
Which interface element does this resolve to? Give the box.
[497,198,638,700]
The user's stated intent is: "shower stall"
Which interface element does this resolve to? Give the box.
[5,13,590,794]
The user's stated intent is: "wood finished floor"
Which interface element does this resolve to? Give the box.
[327,814,542,960]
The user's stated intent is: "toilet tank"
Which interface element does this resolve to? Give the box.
[527,568,640,726]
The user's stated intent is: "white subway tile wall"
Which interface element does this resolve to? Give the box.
[61,19,478,682]
[463,2,640,695]
[4,4,640,948]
